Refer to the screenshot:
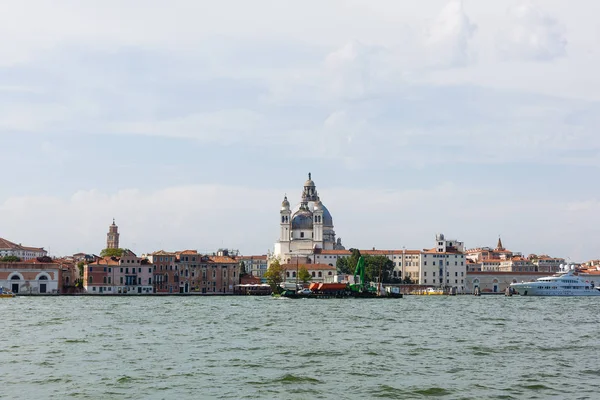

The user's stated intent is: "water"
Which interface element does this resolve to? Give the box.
[2,296,600,399]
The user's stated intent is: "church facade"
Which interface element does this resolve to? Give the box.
[274,173,344,262]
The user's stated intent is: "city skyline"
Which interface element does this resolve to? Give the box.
[1,1,599,260]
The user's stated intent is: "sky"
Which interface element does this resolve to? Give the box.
[1,0,599,261]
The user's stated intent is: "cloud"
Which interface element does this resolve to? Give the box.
[424,0,477,68]
[497,1,567,61]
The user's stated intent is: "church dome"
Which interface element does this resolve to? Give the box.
[291,210,314,230]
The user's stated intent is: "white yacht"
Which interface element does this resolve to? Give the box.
[510,265,600,296]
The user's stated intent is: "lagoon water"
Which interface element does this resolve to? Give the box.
[2,295,600,399]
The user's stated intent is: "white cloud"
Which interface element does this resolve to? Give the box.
[497,1,567,61]
[112,109,266,144]
[424,0,477,68]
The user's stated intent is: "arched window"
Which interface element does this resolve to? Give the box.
[39,275,48,280]
[318,271,322,277]
[11,275,20,280]
[88,276,93,284]
[282,216,285,223]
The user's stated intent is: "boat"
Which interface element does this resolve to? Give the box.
[0,287,16,298]
[510,265,600,296]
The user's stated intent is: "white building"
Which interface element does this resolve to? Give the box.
[274,173,345,262]
[312,233,467,291]
[0,238,48,260]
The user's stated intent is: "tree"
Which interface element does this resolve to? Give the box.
[239,261,247,277]
[402,275,414,284]
[100,248,126,258]
[1,255,21,262]
[298,267,311,284]
[364,255,395,283]
[337,248,361,275]
[264,259,285,293]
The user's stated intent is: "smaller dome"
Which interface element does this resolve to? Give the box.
[304,172,315,187]
[292,210,314,230]
[314,199,323,211]
[281,195,290,209]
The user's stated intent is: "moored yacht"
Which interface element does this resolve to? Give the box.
[510,265,600,296]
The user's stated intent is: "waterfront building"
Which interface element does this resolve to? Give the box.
[145,250,178,293]
[274,173,345,263]
[0,237,48,260]
[311,233,467,291]
[198,251,240,294]
[238,255,268,278]
[84,253,153,294]
[0,260,61,294]
[106,219,120,249]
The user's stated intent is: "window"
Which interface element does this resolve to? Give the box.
[312,271,316,277]
[89,267,93,272]
[455,272,458,276]
[120,268,123,273]
[300,232,304,238]
[433,272,436,276]
[103,267,107,272]
[103,277,107,284]
[108,277,111,284]
[108,268,111,273]
[318,272,322,277]
[120,277,123,284]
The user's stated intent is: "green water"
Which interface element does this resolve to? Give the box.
[2,296,599,399]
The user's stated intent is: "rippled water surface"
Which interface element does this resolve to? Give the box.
[2,295,600,399]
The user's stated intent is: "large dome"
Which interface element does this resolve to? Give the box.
[291,202,333,227]
[291,210,314,230]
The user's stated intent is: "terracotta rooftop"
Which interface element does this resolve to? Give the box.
[0,238,45,252]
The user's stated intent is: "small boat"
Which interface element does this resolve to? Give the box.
[0,287,16,298]
[510,264,600,296]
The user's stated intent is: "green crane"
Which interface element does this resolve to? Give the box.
[349,256,375,293]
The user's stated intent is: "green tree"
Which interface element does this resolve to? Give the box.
[402,275,414,284]
[239,261,247,277]
[364,255,395,283]
[1,255,21,262]
[298,266,311,284]
[337,248,361,275]
[264,259,285,293]
[100,248,126,257]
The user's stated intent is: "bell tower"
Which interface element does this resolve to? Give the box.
[107,219,120,249]
[280,196,291,242]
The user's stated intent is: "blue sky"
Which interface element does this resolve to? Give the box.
[1,0,599,260]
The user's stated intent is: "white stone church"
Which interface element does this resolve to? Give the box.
[273,173,344,262]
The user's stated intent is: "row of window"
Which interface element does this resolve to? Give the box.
[423,271,465,277]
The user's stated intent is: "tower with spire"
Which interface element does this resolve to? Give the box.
[106,219,120,249]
